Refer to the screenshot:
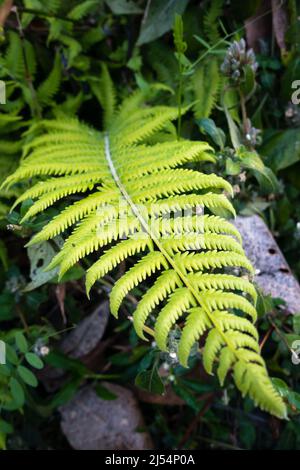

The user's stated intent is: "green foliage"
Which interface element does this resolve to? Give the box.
[137,0,189,46]
[203,0,223,45]
[192,58,221,119]
[0,0,299,451]
[0,331,44,449]
[3,73,286,418]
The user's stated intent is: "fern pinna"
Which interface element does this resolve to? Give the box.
[2,76,286,419]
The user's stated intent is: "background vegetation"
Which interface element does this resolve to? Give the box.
[0,0,300,450]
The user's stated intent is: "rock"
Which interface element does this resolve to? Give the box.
[39,301,110,391]
[60,383,153,450]
[234,215,300,314]
[60,300,110,358]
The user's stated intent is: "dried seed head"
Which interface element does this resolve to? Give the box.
[221,39,258,83]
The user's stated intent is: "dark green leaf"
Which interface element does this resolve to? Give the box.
[135,367,165,395]
[137,0,189,46]
[17,365,38,387]
[197,118,226,150]
[9,377,25,406]
[15,332,28,354]
[25,352,44,370]
[95,383,117,400]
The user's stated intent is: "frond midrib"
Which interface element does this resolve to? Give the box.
[104,132,245,361]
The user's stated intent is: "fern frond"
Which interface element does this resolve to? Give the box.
[155,288,195,350]
[91,63,116,129]
[5,31,25,79]
[37,52,61,106]
[68,0,98,20]
[203,0,223,45]
[4,86,286,419]
[110,251,168,317]
[175,251,254,274]
[133,270,181,339]
[193,58,221,119]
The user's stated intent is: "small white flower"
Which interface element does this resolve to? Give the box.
[40,346,50,357]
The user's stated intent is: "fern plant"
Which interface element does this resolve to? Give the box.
[2,70,286,419]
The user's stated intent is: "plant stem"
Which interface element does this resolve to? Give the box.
[177,59,183,140]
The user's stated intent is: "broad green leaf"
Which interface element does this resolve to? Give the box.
[137,0,189,45]
[135,367,165,394]
[95,384,117,400]
[15,331,28,354]
[0,240,8,270]
[262,129,300,171]
[17,365,38,387]
[9,377,25,406]
[241,64,256,97]
[25,352,44,370]
[293,314,300,335]
[197,118,226,150]
[0,419,13,435]
[105,0,142,14]
[5,344,18,365]
[226,158,241,175]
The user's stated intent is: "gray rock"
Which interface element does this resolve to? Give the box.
[60,383,153,450]
[60,300,110,358]
[234,215,300,313]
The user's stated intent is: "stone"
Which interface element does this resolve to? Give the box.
[60,383,153,450]
[234,215,300,314]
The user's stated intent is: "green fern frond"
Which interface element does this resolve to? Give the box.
[203,0,223,45]
[67,0,98,20]
[37,52,61,106]
[4,86,286,419]
[193,58,221,119]
[90,63,116,129]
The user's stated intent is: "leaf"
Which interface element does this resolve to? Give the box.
[17,365,38,387]
[49,378,82,408]
[105,0,142,15]
[137,0,189,45]
[239,420,256,448]
[135,367,165,395]
[223,97,242,150]
[0,419,13,435]
[262,129,300,171]
[173,14,187,54]
[0,293,15,321]
[25,352,44,370]
[5,344,18,365]
[0,239,8,270]
[67,0,98,20]
[241,64,256,97]
[4,88,285,418]
[15,332,28,354]
[23,240,62,292]
[226,158,241,175]
[44,350,90,376]
[9,377,25,406]
[95,383,117,400]
[197,118,225,150]
[237,149,279,191]
[293,314,300,335]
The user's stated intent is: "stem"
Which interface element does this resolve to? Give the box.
[239,88,248,134]
[177,59,183,140]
